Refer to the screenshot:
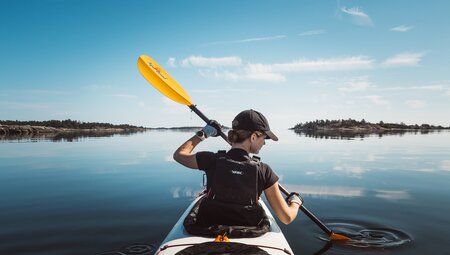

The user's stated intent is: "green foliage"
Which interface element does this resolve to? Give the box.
[0,119,143,129]
[292,119,449,130]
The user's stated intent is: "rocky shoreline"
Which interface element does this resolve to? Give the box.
[0,124,146,136]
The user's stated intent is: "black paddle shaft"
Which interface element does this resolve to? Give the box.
[188,104,334,237]
[188,105,230,145]
[278,184,334,236]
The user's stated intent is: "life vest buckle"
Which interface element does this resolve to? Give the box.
[214,233,230,242]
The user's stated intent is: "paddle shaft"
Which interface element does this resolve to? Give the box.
[189,105,230,144]
[188,104,335,237]
[277,184,334,236]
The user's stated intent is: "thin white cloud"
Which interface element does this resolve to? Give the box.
[364,95,389,106]
[12,89,70,96]
[338,76,373,92]
[298,30,325,36]
[202,69,286,83]
[107,94,137,99]
[341,6,374,26]
[181,55,242,67]
[258,56,375,72]
[191,88,256,94]
[204,35,286,46]
[196,56,374,83]
[390,25,413,32]
[1,101,50,109]
[168,57,176,67]
[381,52,425,68]
[405,100,426,109]
[244,63,287,82]
[376,85,444,92]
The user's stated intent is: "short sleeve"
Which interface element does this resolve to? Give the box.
[196,151,216,173]
[259,163,279,192]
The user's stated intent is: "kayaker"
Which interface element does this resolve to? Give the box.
[173,109,302,227]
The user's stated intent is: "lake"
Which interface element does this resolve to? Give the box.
[1,129,449,255]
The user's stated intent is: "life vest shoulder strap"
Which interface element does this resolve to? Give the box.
[217,150,227,159]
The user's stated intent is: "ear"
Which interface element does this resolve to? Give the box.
[250,133,257,142]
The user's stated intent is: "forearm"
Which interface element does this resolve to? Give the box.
[176,135,202,155]
[265,183,300,224]
[173,135,202,169]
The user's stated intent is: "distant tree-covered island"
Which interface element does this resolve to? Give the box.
[0,119,146,139]
[291,119,450,139]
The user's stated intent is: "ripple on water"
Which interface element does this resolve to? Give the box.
[96,243,155,255]
[319,222,412,249]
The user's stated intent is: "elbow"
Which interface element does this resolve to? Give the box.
[280,214,296,225]
[281,216,295,225]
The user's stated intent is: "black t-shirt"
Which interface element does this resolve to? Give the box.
[196,148,279,197]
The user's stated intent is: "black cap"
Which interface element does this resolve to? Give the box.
[232,109,278,141]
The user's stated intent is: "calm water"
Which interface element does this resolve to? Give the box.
[1,130,450,255]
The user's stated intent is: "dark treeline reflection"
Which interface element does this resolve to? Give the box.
[0,130,145,142]
[293,129,446,140]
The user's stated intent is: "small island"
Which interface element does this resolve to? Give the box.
[291,119,450,139]
[0,119,147,141]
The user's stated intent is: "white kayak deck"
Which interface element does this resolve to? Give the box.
[156,196,294,255]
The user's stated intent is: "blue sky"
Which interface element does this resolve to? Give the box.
[1,0,449,129]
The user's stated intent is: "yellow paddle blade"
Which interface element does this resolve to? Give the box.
[330,232,351,242]
[137,55,193,106]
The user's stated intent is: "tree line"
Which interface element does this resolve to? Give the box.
[292,119,449,131]
[0,119,144,129]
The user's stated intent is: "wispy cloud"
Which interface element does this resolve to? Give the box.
[338,76,373,92]
[376,85,444,92]
[390,25,413,32]
[341,6,374,26]
[191,88,256,94]
[168,57,176,67]
[405,100,426,109]
[196,56,374,83]
[298,30,325,36]
[1,101,51,109]
[201,68,286,83]
[256,56,374,72]
[364,95,389,106]
[180,55,242,67]
[106,94,137,99]
[204,35,286,46]
[381,52,425,68]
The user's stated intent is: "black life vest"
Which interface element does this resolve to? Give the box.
[206,150,260,205]
[183,150,270,236]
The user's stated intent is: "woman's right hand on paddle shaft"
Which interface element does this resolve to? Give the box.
[202,120,222,138]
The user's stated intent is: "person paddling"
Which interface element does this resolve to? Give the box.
[173,109,302,227]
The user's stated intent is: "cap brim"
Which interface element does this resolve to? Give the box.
[264,130,278,141]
